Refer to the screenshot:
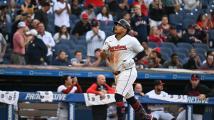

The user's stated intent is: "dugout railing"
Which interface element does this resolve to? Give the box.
[1,92,214,120]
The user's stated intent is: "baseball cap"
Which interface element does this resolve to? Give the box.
[134,4,141,9]
[191,74,200,81]
[153,47,161,54]
[81,12,89,20]
[26,29,38,36]
[154,80,165,86]
[18,21,27,28]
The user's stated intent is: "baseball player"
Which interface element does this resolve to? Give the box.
[101,19,152,120]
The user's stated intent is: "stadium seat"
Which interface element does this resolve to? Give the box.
[160,42,176,51]
[160,47,173,56]
[148,42,158,48]
[169,14,183,27]
[177,42,193,51]
[53,44,72,59]
[193,43,209,50]
[182,18,196,30]
[208,30,214,47]
[160,52,170,61]
[195,48,206,56]
[58,39,75,49]
[175,48,189,57]
[176,52,187,64]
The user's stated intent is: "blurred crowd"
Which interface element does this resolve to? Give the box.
[0,0,213,69]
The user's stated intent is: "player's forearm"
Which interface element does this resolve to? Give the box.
[62,86,72,94]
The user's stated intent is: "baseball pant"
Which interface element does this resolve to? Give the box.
[115,67,137,99]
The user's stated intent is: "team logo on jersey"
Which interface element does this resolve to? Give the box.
[108,45,127,52]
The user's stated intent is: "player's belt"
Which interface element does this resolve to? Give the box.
[113,67,132,75]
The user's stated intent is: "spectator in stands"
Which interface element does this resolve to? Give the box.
[34,1,50,30]
[70,0,82,17]
[142,42,152,56]
[83,4,96,21]
[25,29,47,65]
[72,12,91,37]
[163,53,183,69]
[131,0,149,17]
[210,12,214,29]
[131,4,149,43]
[87,74,115,120]
[200,54,214,70]
[148,26,165,45]
[121,12,131,24]
[166,26,182,44]
[96,5,113,22]
[146,80,175,120]
[0,32,7,64]
[11,21,30,65]
[53,25,70,43]
[134,83,145,96]
[162,0,180,15]
[86,19,105,57]
[84,0,104,8]
[88,48,110,67]
[144,0,153,7]
[159,15,171,37]
[144,49,163,68]
[176,74,211,120]
[52,50,71,66]
[148,0,165,27]
[54,0,71,32]
[114,0,130,18]
[57,75,82,120]
[0,4,10,38]
[21,0,35,15]
[182,25,202,43]
[71,50,89,67]
[196,14,212,30]
[183,49,201,69]
[37,22,56,65]
[183,0,200,10]
[30,19,40,29]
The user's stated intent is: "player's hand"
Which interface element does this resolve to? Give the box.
[198,94,206,100]
[100,50,108,60]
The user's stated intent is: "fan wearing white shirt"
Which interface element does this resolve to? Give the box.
[96,6,113,22]
[54,0,71,32]
[146,80,175,120]
[37,23,56,64]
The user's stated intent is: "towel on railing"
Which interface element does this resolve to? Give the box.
[0,91,19,105]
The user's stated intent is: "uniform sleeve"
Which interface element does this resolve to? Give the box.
[102,38,110,51]
[105,84,115,94]
[131,37,144,53]
[57,85,66,92]
[86,83,100,95]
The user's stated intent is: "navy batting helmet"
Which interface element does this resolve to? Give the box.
[114,19,131,31]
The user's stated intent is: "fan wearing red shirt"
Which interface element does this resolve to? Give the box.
[87,74,115,120]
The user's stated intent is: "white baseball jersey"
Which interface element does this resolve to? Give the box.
[102,34,144,71]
